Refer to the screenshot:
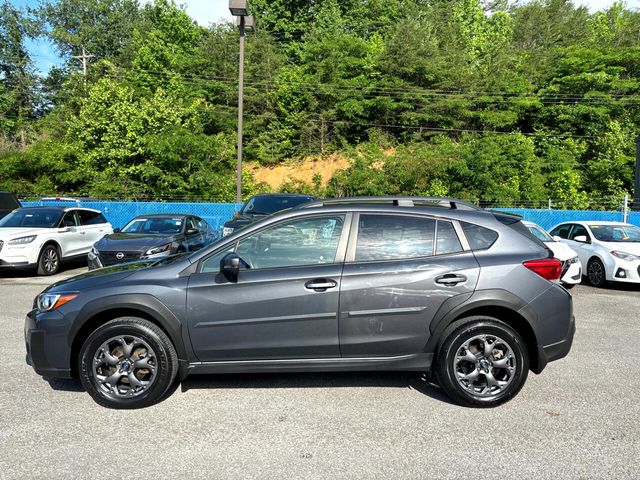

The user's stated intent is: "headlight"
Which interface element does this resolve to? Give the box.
[9,235,36,245]
[222,227,234,237]
[610,251,639,262]
[37,293,78,312]
[568,256,580,264]
[145,243,173,256]
[91,246,98,255]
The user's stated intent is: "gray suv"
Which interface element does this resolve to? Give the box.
[25,197,575,409]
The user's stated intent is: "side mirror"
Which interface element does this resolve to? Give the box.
[220,252,248,282]
[552,235,562,242]
[113,228,121,233]
[186,228,199,236]
[65,221,75,228]
[573,235,589,243]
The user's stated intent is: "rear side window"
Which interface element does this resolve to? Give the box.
[0,192,20,210]
[460,222,499,250]
[436,221,463,255]
[78,210,108,225]
[356,215,436,261]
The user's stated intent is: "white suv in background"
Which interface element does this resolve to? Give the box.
[0,206,112,275]
[549,221,640,287]
[523,221,581,288]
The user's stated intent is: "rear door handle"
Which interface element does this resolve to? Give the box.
[435,274,467,286]
[305,279,337,292]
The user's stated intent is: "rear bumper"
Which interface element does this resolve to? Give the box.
[535,314,575,373]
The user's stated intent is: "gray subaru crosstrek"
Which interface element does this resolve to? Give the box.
[25,197,575,409]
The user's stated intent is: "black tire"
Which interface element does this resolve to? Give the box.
[587,257,607,288]
[435,317,529,408]
[79,317,178,409]
[37,244,61,276]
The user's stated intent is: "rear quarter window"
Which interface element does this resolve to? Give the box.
[460,222,499,250]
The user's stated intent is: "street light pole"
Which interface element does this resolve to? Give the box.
[236,15,245,204]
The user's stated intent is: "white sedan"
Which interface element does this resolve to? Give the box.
[523,221,581,288]
[0,206,112,275]
[549,221,640,287]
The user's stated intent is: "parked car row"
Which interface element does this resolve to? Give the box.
[0,193,318,276]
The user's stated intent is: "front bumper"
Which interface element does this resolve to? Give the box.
[24,310,73,378]
[561,262,582,285]
[608,258,640,283]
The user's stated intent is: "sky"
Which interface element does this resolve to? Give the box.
[7,0,640,74]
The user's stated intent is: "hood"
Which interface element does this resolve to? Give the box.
[0,227,51,240]
[596,241,640,256]
[544,241,578,261]
[95,232,178,253]
[46,261,156,293]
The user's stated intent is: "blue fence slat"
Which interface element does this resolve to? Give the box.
[18,202,640,233]
[21,201,243,231]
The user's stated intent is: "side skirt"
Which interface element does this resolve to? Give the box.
[183,353,432,378]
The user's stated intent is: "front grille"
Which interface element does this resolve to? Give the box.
[0,240,3,253]
[98,251,142,266]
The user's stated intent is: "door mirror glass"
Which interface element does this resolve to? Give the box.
[186,228,198,236]
[220,252,249,281]
[573,235,588,243]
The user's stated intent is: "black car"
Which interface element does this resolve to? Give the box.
[0,191,21,220]
[88,214,217,270]
[222,193,316,236]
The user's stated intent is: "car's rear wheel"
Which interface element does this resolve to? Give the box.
[79,317,178,409]
[37,244,60,276]
[587,258,607,287]
[436,317,529,407]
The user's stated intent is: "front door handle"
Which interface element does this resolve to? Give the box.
[305,279,337,292]
[435,274,467,286]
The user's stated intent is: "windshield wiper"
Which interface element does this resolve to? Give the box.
[244,210,271,216]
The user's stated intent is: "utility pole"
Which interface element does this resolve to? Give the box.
[229,1,254,204]
[72,46,94,82]
[634,135,640,211]
[236,16,246,204]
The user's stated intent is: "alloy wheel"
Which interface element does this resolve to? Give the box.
[453,334,516,397]
[43,248,59,274]
[93,335,158,398]
[588,260,604,286]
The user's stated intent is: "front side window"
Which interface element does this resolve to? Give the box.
[569,224,589,240]
[235,215,345,270]
[355,215,436,262]
[551,224,572,239]
[61,211,79,227]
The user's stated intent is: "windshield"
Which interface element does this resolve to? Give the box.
[121,217,184,234]
[0,208,63,228]
[528,225,553,242]
[241,196,314,215]
[589,224,640,243]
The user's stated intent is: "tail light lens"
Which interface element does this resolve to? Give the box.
[523,258,562,281]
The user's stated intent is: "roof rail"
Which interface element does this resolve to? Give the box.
[299,196,481,211]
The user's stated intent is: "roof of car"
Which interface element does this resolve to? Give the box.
[555,220,633,226]
[17,206,102,213]
[250,193,316,198]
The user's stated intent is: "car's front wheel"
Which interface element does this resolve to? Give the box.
[435,317,529,407]
[587,258,607,287]
[79,317,178,409]
[37,244,60,276]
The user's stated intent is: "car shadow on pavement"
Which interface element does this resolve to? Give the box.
[46,377,85,392]
[179,371,456,405]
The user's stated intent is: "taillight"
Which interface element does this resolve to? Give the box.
[523,258,562,281]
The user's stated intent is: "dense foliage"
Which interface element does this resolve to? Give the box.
[1,0,639,207]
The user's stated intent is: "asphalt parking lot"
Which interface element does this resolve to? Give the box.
[0,265,639,479]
